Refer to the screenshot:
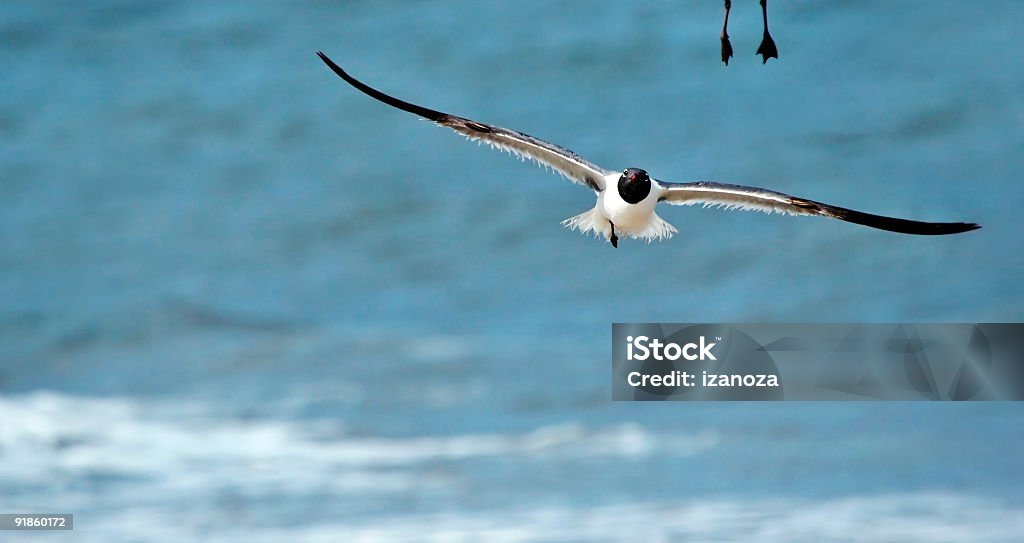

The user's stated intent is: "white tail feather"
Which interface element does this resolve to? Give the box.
[637,212,678,241]
[561,208,611,240]
[561,208,677,243]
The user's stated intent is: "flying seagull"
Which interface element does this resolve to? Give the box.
[317,52,978,248]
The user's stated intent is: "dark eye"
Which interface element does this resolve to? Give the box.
[623,170,628,176]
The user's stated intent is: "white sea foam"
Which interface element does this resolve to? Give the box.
[2,392,1020,542]
[0,392,715,496]
[234,495,1024,543]
[19,492,1024,543]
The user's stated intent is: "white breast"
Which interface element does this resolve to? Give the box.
[598,177,661,235]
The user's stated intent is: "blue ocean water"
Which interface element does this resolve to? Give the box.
[1,1,1022,541]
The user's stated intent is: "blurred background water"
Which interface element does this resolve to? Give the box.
[1,1,1023,541]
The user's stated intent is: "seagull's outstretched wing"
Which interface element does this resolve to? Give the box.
[317,52,611,192]
[656,181,980,235]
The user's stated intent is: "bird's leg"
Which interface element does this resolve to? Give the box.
[756,0,778,63]
[609,222,619,248]
[721,0,733,65]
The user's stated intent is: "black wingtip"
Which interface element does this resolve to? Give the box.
[924,222,981,235]
[315,50,447,121]
[828,206,981,236]
[316,50,344,76]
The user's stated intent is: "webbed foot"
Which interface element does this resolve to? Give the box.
[757,31,778,63]
[757,0,778,64]
[721,1,733,65]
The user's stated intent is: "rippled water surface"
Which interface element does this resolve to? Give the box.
[1,1,1022,541]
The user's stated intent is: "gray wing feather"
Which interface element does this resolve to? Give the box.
[657,181,980,235]
[317,52,610,192]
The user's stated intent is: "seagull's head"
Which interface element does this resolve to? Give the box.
[617,168,652,204]
[621,168,649,185]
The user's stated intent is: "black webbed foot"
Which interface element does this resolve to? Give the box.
[756,0,778,64]
[721,0,732,66]
[756,31,778,63]
[610,223,619,248]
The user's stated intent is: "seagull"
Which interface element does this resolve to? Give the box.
[317,52,979,248]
